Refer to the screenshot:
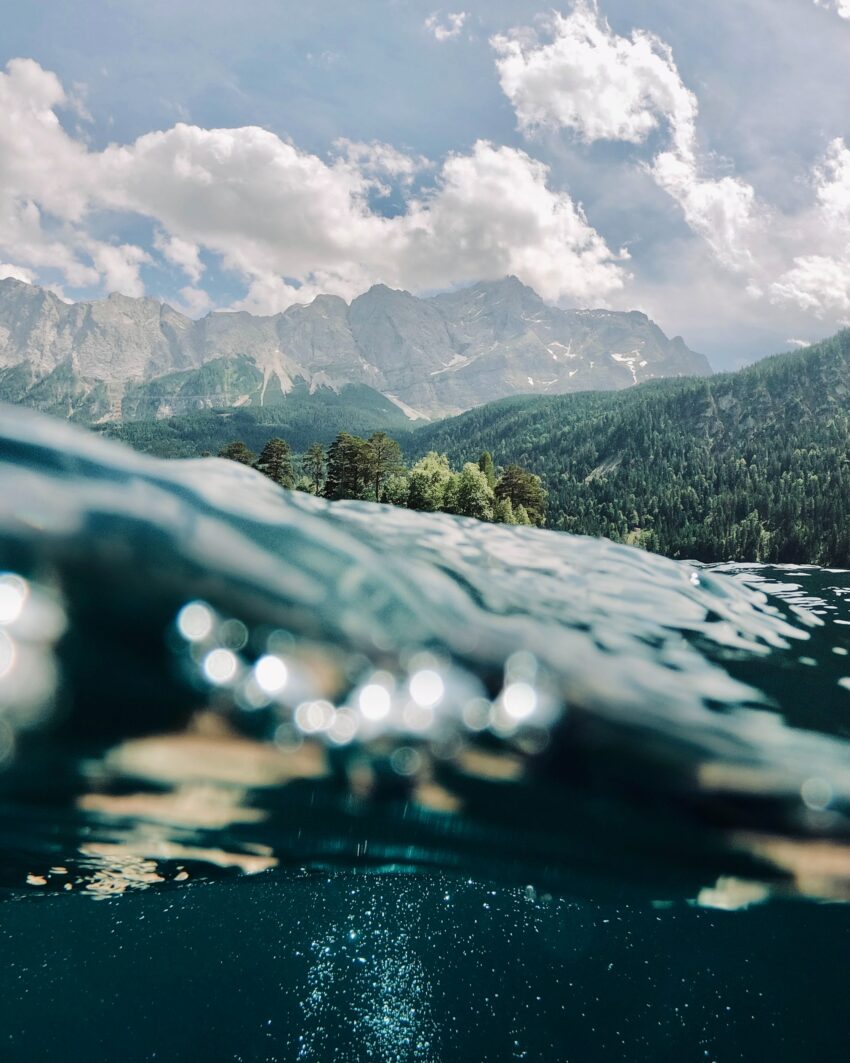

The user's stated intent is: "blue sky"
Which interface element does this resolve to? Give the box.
[0,0,848,367]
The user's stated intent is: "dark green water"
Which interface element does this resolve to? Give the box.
[0,405,848,1061]
[1,875,848,1063]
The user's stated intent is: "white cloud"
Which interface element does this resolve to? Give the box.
[425,12,468,42]
[154,231,204,283]
[814,0,850,20]
[176,285,214,317]
[492,3,760,272]
[492,4,697,148]
[0,262,34,283]
[492,3,849,322]
[768,138,850,319]
[0,59,626,313]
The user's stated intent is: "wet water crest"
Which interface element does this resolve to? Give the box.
[0,406,848,1061]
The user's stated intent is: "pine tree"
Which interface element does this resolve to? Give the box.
[493,496,516,524]
[478,451,496,488]
[218,440,255,466]
[302,442,326,496]
[366,432,404,501]
[324,433,371,500]
[254,437,294,487]
[495,465,548,526]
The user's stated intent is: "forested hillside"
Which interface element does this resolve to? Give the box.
[409,332,850,565]
[96,383,412,456]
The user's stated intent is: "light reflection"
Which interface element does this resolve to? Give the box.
[202,647,238,685]
[254,654,289,694]
[502,681,537,720]
[409,668,445,708]
[801,776,833,811]
[176,601,214,642]
[0,574,27,625]
[0,630,15,679]
[358,680,393,721]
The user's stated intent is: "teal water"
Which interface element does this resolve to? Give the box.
[0,405,848,1061]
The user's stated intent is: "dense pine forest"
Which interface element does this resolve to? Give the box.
[409,332,850,565]
[93,331,848,566]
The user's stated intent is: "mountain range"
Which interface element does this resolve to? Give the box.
[0,276,710,422]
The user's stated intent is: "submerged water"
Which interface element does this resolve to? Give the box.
[0,404,848,1062]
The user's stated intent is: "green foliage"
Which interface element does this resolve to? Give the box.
[382,473,411,506]
[97,382,412,458]
[494,496,516,524]
[478,451,496,488]
[409,331,850,565]
[254,437,294,487]
[302,442,326,496]
[452,463,496,521]
[365,431,405,501]
[325,432,372,500]
[407,452,453,512]
[495,464,547,526]
[218,440,255,465]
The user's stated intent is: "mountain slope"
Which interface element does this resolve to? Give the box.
[409,332,850,565]
[97,382,412,457]
[0,276,709,421]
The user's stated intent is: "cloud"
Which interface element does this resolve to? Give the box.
[492,4,696,147]
[492,3,848,321]
[814,0,850,19]
[492,2,759,271]
[153,231,204,283]
[425,12,468,42]
[0,262,35,283]
[0,58,627,314]
[768,138,850,319]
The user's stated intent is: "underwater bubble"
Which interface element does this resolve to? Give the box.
[219,618,249,651]
[0,630,15,679]
[801,776,833,811]
[503,681,537,721]
[391,746,423,776]
[202,648,238,685]
[176,601,214,642]
[295,700,335,734]
[409,669,445,708]
[505,650,538,683]
[461,697,492,731]
[0,574,27,626]
[254,654,289,695]
[328,708,359,745]
[358,675,394,721]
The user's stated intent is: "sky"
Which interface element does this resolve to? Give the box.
[0,0,848,368]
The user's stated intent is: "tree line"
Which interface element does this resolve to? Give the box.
[407,331,850,566]
[218,432,548,526]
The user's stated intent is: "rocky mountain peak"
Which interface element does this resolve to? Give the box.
[0,277,711,423]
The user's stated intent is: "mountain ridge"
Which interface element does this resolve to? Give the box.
[0,275,710,422]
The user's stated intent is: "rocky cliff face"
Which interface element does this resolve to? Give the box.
[0,276,711,422]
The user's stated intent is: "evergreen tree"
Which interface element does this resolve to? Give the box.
[302,442,326,496]
[366,431,404,501]
[218,440,255,465]
[324,432,371,500]
[254,437,294,487]
[478,451,496,488]
[494,496,516,524]
[495,465,547,526]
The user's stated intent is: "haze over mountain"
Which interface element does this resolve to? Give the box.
[0,276,709,423]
